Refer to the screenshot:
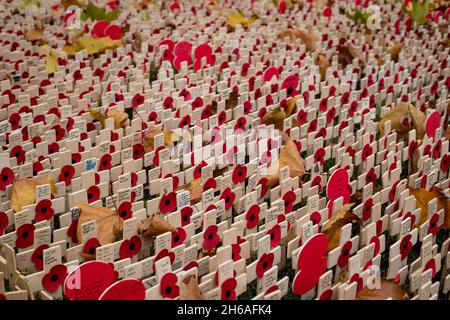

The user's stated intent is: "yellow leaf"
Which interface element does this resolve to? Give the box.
[88,108,106,127]
[378,102,425,139]
[227,11,259,29]
[11,177,56,213]
[45,55,58,74]
[106,109,128,129]
[63,44,77,56]
[410,187,450,229]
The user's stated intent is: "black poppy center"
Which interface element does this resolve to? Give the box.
[174,235,180,243]
[402,242,408,250]
[15,151,20,158]
[129,243,135,251]
[103,160,108,166]
[51,274,59,282]
[165,199,171,206]
[89,247,95,255]
[39,253,43,260]
[22,231,29,238]
[225,290,231,298]
[262,261,268,269]
[225,196,230,203]
[343,248,349,256]
[270,232,275,240]
[287,87,293,95]
[41,207,47,214]
[64,171,69,178]
[250,214,255,221]
[87,193,92,199]
[284,200,289,208]
[208,232,214,240]
[2,175,8,181]
[182,214,188,221]
[165,286,172,295]
[121,210,128,218]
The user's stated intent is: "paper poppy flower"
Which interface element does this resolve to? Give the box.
[9,112,20,130]
[365,167,377,184]
[132,93,144,108]
[232,165,247,184]
[369,235,381,257]
[203,177,217,191]
[73,70,82,81]
[0,211,8,235]
[221,277,237,300]
[432,140,442,159]
[163,96,174,109]
[58,165,75,186]
[234,117,246,132]
[160,273,179,299]
[193,160,207,179]
[171,227,187,248]
[153,146,166,167]
[180,206,193,226]
[31,244,49,271]
[16,223,35,248]
[267,224,281,248]
[428,213,439,235]
[183,261,199,271]
[408,140,418,158]
[52,124,66,141]
[361,144,373,161]
[118,201,133,220]
[326,107,336,124]
[220,187,236,210]
[245,204,260,229]
[203,225,220,250]
[191,97,203,110]
[148,111,158,123]
[35,199,54,222]
[217,110,227,125]
[67,219,79,243]
[283,191,296,213]
[0,167,14,191]
[179,115,191,128]
[231,243,241,262]
[99,154,112,171]
[153,249,175,272]
[388,181,400,202]
[82,237,101,258]
[10,145,25,165]
[71,152,82,164]
[348,101,358,116]
[314,148,326,165]
[86,185,100,204]
[423,144,432,157]
[441,154,449,173]
[314,127,327,139]
[311,176,322,193]
[160,192,177,214]
[48,142,59,154]
[258,107,267,120]
[42,264,68,293]
[362,199,373,222]
[350,273,364,293]
[257,178,268,199]
[337,241,353,268]
[119,235,142,259]
[132,144,144,160]
[256,252,274,278]
[307,119,317,133]
[310,211,321,226]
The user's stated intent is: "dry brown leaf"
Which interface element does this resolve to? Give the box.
[338,43,366,67]
[261,108,288,131]
[277,28,318,51]
[357,279,409,300]
[189,178,203,204]
[106,109,128,129]
[378,102,426,139]
[410,187,450,229]
[444,126,450,141]
[265,139,307,187]
[10,176,56,212]
[25,28,45,43]
[76,203,122,245]
[390,42,403,62]
[138,213,176,238]
[285,96,300,117]
[322,204,360,251]
[179,275,203,300]
[143,127,180,153]
[225,91,239,110]
[314,53,330,81]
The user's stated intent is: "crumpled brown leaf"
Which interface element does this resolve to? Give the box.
[322,204,359,251]
[226,91,239,110]
[285,96,300,117]
[357,279,409,300]
[338,43,366,67]
[25,29,45,43]
[10,176,56,212]
[76,203,122,248]
[107,109,129,129]
[378,102,426,139]
[189,178,203,204]
[277,28,318,51]
[444,126,450,141]
[390,42,403,63]
[265,138,307,187]
[180,275,203,300]
[138,213,176,238]
[261,107,299,131]
[314,53,330,81]
[143,127,180,153]
[410,187,450,229]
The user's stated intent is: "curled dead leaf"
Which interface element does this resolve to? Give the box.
[444,126,450,141]
[180,275,203,300]
[189,178,203,204]
[25,28,45,43]
[76,203,122,246]
[390,42,403,63]
[265,139,307,187]
[378,102,425,139]
[225,91,239,110]
[261,107,288,131]
[88,108,106,128]
[10,176,56,212]
[285,96,300,117]
[106,109,129,129]
[138,213,176,238]
[143,127,180,153]
[314,53,330,81]
[338,43,366,67]
[410,187,450,229]
[277,28,318,51]
[357,279,409,300]
[322,204,360,251]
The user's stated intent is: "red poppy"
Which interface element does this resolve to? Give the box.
[388,181,400,202]
[441,154,450,172]
[432,140,442,159]
[35,199,54,222]
[86,185,100,204]
[361,144,373,161]
[350,273,364,293]
[9,112,20,130]
[258,107,267,120]
[203,177,217,191]
[257,178,268,199]
[10,145,25,165]
[326,107,335,124]
[31,244,49,271]
[183,261,199,271]
[67,219,79,243]
[362,199,373,221]
[256,252,274,278]
[311,176,322,193]
[99,154,112,171]
[218,111,227,125]
[147,111,158,123]
[203,225,220,250]
[132,144,144,160]
[179,115,191,128]
[191,97,203,110]
[119,235,142,259]
[408,140,418,158]
[234,117,246,132]
[153,249,175,272]
[171,227,187,248]
[283,191,296,213]
[231,243,241,262]
[232,165,247,184]
[348,101,358,116]
[163,96,173,109]
[220,187,236,210]
[83,238,101,258]
[71,152,82,164]
[58,165,75,186]
[365,167,377,184]
[221,277,237,300]
[368,235,381,256]
[307,119,317,133]
[245,204,260,229]
[337,241,352,268]
[52,124,66,141]
[423,144,432,157]
[314,148,326,165]
[0,167,14,191]
[180,206,193,226]
[73,70,82,82]
[428,213,440,235]
[160,192,177,214]
[42,264,68,293]
[193,161,207,179]
[16,223,35,248]
[318,288,333,300]
[267,224,281,248]
[132,93,144,108]
[424,259,436,278]
[118,201,133,220]
[152,146,166,167]
[0,211,8,235]
[48,142,59,154]
[160,273,179,299]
